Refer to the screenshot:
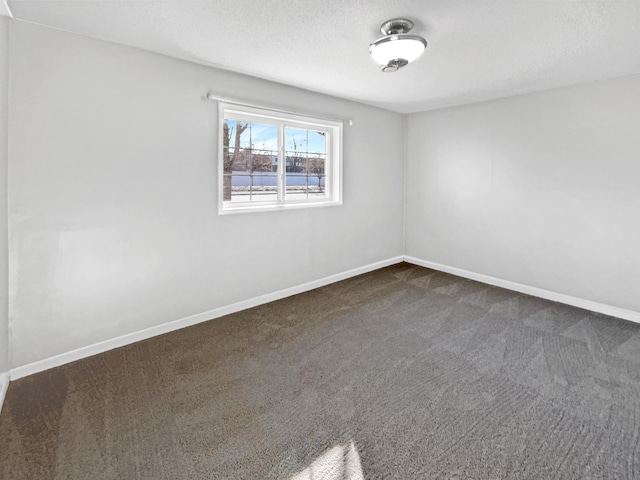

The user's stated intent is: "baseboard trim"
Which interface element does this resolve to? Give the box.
[10,256,404,380]
[0,372,8,415]
[403,256,640,324]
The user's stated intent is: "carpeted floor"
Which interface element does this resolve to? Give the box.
[2,263,640,479]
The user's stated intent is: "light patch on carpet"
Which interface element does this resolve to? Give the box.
[290,441,363,480]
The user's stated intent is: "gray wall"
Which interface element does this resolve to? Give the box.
[405,75,640,313]
[0,17,8,378]
[8,21,404,369]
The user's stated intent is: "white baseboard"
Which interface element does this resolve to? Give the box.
[0,371,8,415]
[403,256,640,324]
[10,256,404,380]
[7,255,639,382]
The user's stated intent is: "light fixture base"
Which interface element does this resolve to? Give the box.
[380,18,414,35]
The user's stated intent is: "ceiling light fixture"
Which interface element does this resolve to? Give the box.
[369,18,427,72]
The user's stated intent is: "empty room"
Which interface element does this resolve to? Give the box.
[1,1,640,478]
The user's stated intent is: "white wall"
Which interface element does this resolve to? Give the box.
[0,17,9,381]
[8,21,404,369]
[405,75,640,314]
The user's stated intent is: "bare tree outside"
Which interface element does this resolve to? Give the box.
[250,153,274,172]
[223,120,248,201]
[288,136,302,172]
[307,130,326,194]
[307,157,325,192]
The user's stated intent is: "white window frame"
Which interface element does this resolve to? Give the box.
[218,102,343,214]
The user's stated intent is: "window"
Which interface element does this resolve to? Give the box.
[219,103,342,214]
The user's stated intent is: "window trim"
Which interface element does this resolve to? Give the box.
[218,102,343,215]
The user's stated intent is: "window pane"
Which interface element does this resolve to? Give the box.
[247,171,278,203]
[285,172,308,201]
[226,174,248,203]
[285,127,327,201]
[307,130,327,156]
[224,119,278,203]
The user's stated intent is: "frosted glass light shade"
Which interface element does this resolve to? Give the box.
[369,35,427,65]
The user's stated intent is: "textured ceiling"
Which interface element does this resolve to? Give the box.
[7,0,640,113]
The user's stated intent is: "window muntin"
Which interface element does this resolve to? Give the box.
[219,104,342,213]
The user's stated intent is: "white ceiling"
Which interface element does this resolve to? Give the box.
[7,0,640,113]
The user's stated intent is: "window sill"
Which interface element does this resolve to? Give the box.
[218,199,342,215]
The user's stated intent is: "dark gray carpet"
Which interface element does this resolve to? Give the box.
[2,263,640,479]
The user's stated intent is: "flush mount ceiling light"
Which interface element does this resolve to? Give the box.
[369,18,427,72]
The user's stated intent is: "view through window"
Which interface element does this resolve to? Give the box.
[219,103,342,213]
